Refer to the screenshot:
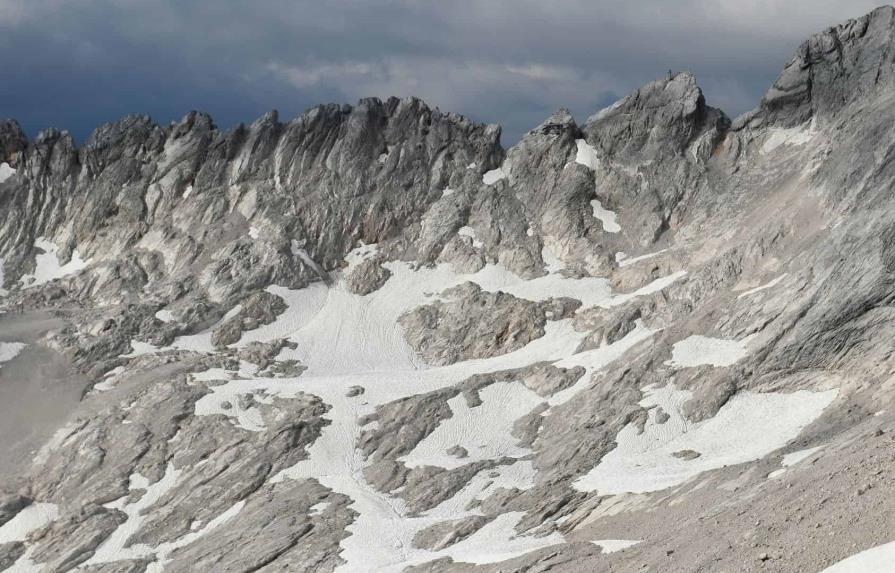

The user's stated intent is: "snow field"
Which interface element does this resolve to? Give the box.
[666,335,755,368]
[20,238,91,288]
[573,384,838,495]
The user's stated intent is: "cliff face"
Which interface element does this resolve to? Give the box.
[2,7,895,573]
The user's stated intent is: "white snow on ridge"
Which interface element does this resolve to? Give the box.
[666,335,754,368]
[0,341,26,366]
[20,238,91,288]
[574,139,600,171]
[248,226,260,240]
[820,540,895,573]
[591,199,620,233]
[574,384,838,495]
[482,167,507,185]
[0,162,15,183]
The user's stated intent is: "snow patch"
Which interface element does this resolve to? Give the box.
[0,503,59,543]
[182,184,193,199]
[0,257,7,296]
[482,167,507,185]
[574,384,838,495]
[540,244,565,274]
[591,199,620,233]
[291,241,328,280]
[442,188,456,197]
[618,249,666,268]
[819,540,895,572]
[666,335,754,368]
[592,539,640,553]
[458,226,484,249]
[309,502,330,516]
[0,162,15,183]
[736,274,787,299]
[781,445,825,467]
[769,445,825,479]
[248,226,260,240]
[122,340,160,358]
[574,139,600,170]
[761,123,817,154]
[0,341,26,366]
[154,309,175,323]
[20,238,91,288]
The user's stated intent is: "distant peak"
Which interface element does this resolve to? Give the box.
[760,5,895,127]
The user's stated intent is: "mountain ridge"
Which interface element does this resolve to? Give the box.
[1,5,895,573]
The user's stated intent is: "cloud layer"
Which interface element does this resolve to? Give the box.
[0,0,884,144]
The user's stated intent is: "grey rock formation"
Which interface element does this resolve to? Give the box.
[399,282,547,365]
[4,7,895,573]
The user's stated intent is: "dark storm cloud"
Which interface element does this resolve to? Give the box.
[0,0,885,144]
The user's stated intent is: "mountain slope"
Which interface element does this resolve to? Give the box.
[2,6,895,573]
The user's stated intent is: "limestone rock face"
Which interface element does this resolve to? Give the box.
[4,8,895,573]
[399,282,548,365]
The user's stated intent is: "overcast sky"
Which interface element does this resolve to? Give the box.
[0,1,885,145]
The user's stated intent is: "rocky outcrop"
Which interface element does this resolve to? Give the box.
[399,282,547,365]
[758,5,895,128]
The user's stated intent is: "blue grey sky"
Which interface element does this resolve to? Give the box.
[0,1,884,145]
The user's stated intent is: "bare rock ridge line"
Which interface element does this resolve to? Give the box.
[1,5,895,573]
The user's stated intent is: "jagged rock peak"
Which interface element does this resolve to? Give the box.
[528,108,579,136]
[760,5,895,127]
[582,71,729,161]
[0,119,27,166]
